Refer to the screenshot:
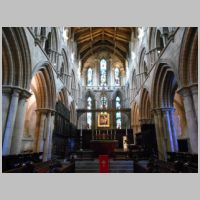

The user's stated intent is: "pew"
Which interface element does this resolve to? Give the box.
[4,160,75,173]
[167,152,198,173]
[3,152,75,173]
[2,152,43,172]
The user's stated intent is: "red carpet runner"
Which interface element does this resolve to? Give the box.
[99,155,109,173]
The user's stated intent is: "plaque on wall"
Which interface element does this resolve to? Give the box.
[98,112,110,127]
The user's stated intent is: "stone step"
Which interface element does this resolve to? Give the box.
[75,159,134,173]
[109,169,133,173]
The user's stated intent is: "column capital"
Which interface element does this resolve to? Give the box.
[20,90,32,99]
[176,86,191,97]
[35,108,56,115]
[2,85,32,99]
[12,89,22,97]
[2,86,12,95]
[189,83,198,95]
[139,118,154,124]
[152,107,174,114]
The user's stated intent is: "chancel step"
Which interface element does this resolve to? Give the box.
[75,159,134,173]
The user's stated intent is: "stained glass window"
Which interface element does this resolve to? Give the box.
[87,97,92,129]
[116,96,121,109]
[100,59,107,86]
[116,112,122,129]
[87,68,93,86]
[100,95,108,109]
[116,96,121,129]
[114,68,120,86]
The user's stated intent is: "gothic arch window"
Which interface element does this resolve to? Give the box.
[87,96,92,129]
[100,59,107,86]
[87,67,93,86]
[116,96,121,129]
[100,95,108,109]
[114,67,120,86]
[116,96,121,109]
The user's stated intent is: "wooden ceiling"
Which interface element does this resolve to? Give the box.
[71,27,135,63]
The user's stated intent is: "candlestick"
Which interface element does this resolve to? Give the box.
[80,123,82,137]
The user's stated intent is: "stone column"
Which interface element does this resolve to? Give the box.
[43,111,53,161]
[178,87,198,153]
[153,108,179,160]
[3,89,20,155]
[162,108,178,152]
[10,91,32,154]
[36,111,46,153]
[189,84,198,121]
[47,114,55,160]
[168,108,179,152]
[153,109,167,160]
[2,87,12,138]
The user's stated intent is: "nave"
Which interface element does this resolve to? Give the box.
[2,27,198,173]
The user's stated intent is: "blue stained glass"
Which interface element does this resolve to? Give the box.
[87,68,93,86]
[116,96,121,129]
[116,96,121,109]
[100,95,108,108]
[100,59,107,86]
[114,68,120,86]
[87,97,92,129]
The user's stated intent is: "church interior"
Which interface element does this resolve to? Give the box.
[2,27,198,173]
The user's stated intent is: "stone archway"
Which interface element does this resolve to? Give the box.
[151,63,179,160]
[23,63,56,161]
[139,88,153,124]
[132,102,141,134]
[2,27,32,155]
[177,27,198,153]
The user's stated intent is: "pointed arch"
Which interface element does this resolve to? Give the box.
[60,48,69,82]
[31,62,56,109]
[179,27,198,87]
[132,102,141,133]
[2,27,32,89]
[139,88,152,122]
[87,67,93,86]
[111,89,123,108]
[151,63,178,109]
[57,86,69,108]
[85,90,96,108]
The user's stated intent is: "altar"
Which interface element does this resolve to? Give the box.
[90,140,118,155]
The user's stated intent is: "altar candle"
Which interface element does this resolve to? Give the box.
[80,124,82,137]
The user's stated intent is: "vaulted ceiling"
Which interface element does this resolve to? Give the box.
[71,27,135,63]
